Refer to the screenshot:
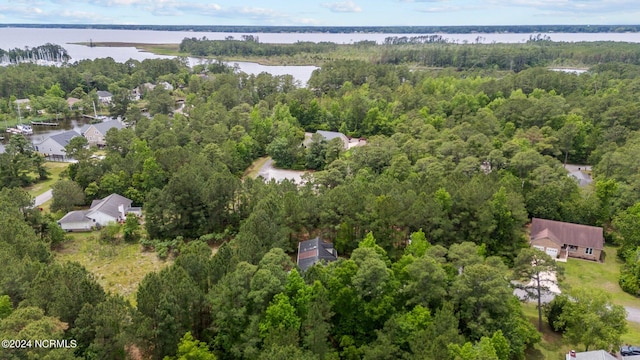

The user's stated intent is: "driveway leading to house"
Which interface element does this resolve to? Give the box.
[625,306,640,324]
[563,164,592,173]
[257,157,308,184]
[513,271,561,305]
[34,189,53,207]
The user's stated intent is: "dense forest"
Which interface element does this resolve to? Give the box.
[1,41,640,359]
[178,36,640,71]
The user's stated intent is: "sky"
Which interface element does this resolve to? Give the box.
[0,0,638,26]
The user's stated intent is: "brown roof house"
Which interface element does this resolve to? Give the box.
[530,218,604,262]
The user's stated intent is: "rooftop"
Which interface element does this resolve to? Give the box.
[89,193,133,219]
[297,237,338,271]
[531,218,604,250]
[80,120,124,136]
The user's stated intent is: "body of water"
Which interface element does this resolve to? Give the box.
[1,28,640,84]
[0,117,94,153]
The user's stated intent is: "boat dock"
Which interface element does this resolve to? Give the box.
[30,121,59,126]
[82,114,107,120]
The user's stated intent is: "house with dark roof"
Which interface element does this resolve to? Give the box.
[33,130,80,161]
[297,237,338,271]
[530,218,604,262]
[80,120,125,147]
[57,193,141,232]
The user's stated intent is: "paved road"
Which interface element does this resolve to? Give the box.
[625,306,640,324]
[257,157,307,183]
[33,189,53,207]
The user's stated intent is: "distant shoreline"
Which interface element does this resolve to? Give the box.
[4,23,640,34]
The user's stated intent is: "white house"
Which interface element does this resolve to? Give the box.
[15,98,31,111]
[97,91,113,105]
[33,130,80,161]
[57,193,141,232]
[158,81,174,91]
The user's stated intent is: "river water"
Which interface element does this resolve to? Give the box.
[1,27,639,84]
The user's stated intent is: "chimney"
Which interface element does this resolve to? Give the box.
[118,204,125,219]
[569,350,576,358]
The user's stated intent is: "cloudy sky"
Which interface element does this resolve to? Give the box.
[0,0,637,26]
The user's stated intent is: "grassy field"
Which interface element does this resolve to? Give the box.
[562,245,640,308]
[55,232,172,306]
[25,161,69,197]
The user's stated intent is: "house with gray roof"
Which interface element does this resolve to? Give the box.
[33,130,80,161]
[316,130,350,149]
[80,120,125,147]
[297,237,338,271]
[57,193,141,232]
[97,91,113,104]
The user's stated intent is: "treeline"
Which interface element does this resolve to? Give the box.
[178,37,640,72]
[0,43,70,63]
[8,24,640,33]
[377,41,640,71]
[180,37,339,57]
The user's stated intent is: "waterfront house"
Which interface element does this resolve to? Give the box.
[33,130,80,161]
[66,97,82,110]
[80,120,125,147]
[97,91,113,104]
[15,98,31,111]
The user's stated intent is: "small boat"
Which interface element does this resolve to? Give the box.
[6,127,21,134]
[16,124,33,135]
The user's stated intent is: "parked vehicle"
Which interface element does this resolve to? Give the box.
[621,345,640,356]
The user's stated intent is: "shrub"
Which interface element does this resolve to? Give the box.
[544,295,570,332]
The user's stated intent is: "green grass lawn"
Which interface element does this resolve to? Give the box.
[25,161,69,197]
[55,232,172,306]
[522,302,570,360]
[562,245,640,308]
